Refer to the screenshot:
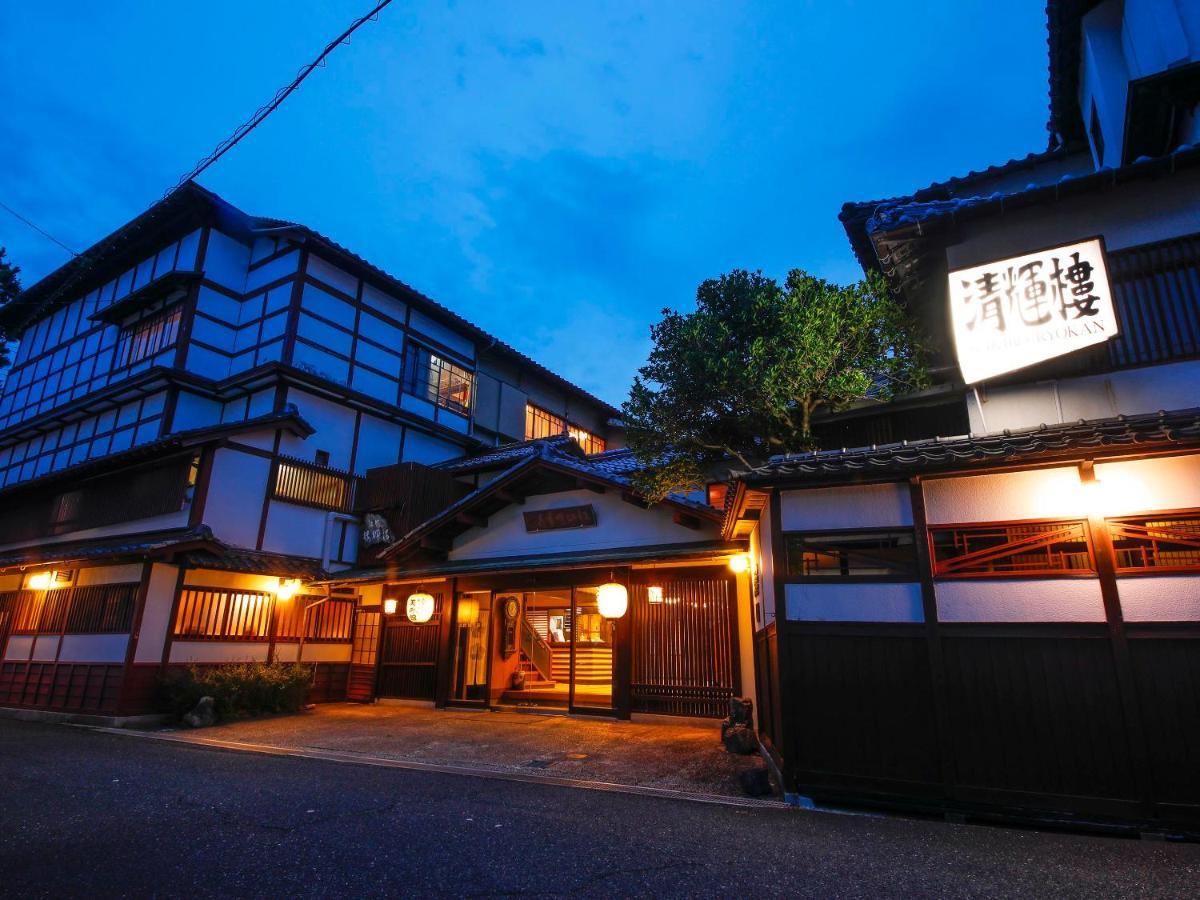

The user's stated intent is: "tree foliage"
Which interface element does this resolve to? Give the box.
[623,268,927,499]
[0,247,22,371]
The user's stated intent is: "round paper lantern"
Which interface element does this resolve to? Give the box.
[596,582,628,619]
[406,591,436,623]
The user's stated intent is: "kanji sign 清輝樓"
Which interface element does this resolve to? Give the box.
[948,237,1117,383]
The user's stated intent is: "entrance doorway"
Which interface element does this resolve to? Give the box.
[496,587,614,714]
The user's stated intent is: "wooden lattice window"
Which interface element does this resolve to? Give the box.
[173,588,274,640]
[786,531,917,579]
[274,596,354,642]
[1109,512,1200,573]
[402,344,474,415]
[351,610,381,666]
[63,584,139,633]
[930,520,1094,578]
[524,402,606,454]
[273,456,355,511]
[116,304,183,368]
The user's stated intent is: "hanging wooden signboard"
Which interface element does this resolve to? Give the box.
[523,504,598,532]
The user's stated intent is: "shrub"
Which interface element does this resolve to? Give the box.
[159,662,315,722]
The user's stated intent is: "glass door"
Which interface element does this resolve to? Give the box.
[569,585,614,714]
[449,591,492,704]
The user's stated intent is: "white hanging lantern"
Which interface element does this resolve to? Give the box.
[596,581,628,619]
[406,591,436,623]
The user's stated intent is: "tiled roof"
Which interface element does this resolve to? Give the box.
[0,526,210,570]
[174,546,328,581]
[743,409,1200,482]
[434,434,579,473]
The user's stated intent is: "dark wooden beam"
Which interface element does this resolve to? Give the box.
[455,512,486,528]
[419,535,451,552]
[621,491,651,509]
[577,479,605,494]
[495,489,525,505]
[673,511,701,530]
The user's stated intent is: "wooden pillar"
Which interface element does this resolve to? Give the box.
[767,488,796,791]
[613,566,633,720]
[909,477,959,804]
[433,580,457,708]
[116,562,155,715]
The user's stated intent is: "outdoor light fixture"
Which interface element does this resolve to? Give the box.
[27,571,53,591]
[728,553,750,574]
[457,596,479,626]
[647,585,664,604]
[382,597,398,616]
[597,576,628,619]
[275,578,302,602]
[406,590,436,623]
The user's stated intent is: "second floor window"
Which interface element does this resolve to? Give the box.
[116,304,183,369]
[525,403,606,454]
[786,531,917,579]
[402,345,473,415]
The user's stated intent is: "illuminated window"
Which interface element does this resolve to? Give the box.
[786,531,916,579]
[173,589,274,639]
[116,304,183,368]
[273,457,354,511]
[930,521,1093,577]
[1109,513,1200,573]
[402,345,473,415]
[524,403,606,454]
[273,596,354,641]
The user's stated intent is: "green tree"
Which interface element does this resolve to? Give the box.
[0,247,22,371]
[623,268,927,499]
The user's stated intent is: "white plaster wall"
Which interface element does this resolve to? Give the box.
[134,563,181,664]
[358,583,383,607]
[734,570,756,716]
[922,467,1087,524]
[1118,575,1200,621]
[1093,453,1200,516]
[184,569,282,593]
[449,489,717,561]
[353,414,403,474]
[203,447,271,549]
[968,361,1200,434]
[32,635,59,661]
[172,391,223,431]
[934,578,1105,622]
[278,388,354,468]
[261,502,328,559]
[781,483,912,530]
[274,643,352,663]
[59,634,129,663]
[756,507,777,626]
[0,510,191,556]
[76,564,144,587]
[403,429,466,465]
[4,636,33,661]
[169,641,269,664]
[785,582,924,622]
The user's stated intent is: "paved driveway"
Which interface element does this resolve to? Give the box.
[143,703,769,800]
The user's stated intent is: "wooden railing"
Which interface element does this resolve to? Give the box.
[272,456,357,512]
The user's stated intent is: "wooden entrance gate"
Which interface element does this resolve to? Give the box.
[377,592,443,700]
[347,608,381,702]
[630,574,739,718]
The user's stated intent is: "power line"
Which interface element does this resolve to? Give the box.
[0,198,79,256]
[165,0,395,198]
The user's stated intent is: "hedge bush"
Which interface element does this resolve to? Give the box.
[159,663,314,722]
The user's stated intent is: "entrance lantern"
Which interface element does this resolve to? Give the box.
[727,553,750,574]
[597,581,628,619]
[406,590,436,623]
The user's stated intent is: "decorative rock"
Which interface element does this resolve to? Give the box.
[183,696,217,729]
[739,766,773,797]
[722,724,759,755]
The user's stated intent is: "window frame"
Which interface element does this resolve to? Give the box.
[401,342,474,416]
[114,302,184,370]
[1107,508,1200,576]
[783,527,919,583]
[928,517,1097,580]
[524,402,606,455]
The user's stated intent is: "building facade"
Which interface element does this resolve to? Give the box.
[0,183,624,716]
[738,0,1200,830]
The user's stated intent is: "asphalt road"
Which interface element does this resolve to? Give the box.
[1,720,1198,898]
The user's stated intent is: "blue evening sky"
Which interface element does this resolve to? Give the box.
[1,1,1048,405]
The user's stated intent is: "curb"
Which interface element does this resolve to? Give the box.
[72,724,791,811]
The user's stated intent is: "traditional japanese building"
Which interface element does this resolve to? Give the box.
[0,183,628,716]
[732,0,1200,830]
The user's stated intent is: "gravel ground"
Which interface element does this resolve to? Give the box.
[141,702,767,797]
[2,719,1199,898]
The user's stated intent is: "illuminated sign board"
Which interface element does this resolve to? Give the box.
[948,237,1117,384]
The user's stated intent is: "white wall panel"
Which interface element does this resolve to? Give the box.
[781,483,912,530]
[59,634,129,663]
[134,563,182,664]
[402,429,464,465]
[449,488,717,561]
[204,448,272,549]
[4,636,34,661]
[32,636,59,661]
[1093,454,1200,516]
[278,388,354,467]
[923,467,1086,524]
[170,641,269,664]
[261,502,328,559]
[935,578,1105,621]
[76,564,144,586]
[785,582,924,622]
[1118,576,1200,621]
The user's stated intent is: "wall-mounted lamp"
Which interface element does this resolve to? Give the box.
[382,597,398,616]
[647,585,664,605]
[275,578,302,602]
[727,553,750,574]
[27,571,53,591]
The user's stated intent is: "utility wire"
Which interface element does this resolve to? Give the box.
[11,0,393,326]
[165,0,395,198]
[0,198,79,256]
